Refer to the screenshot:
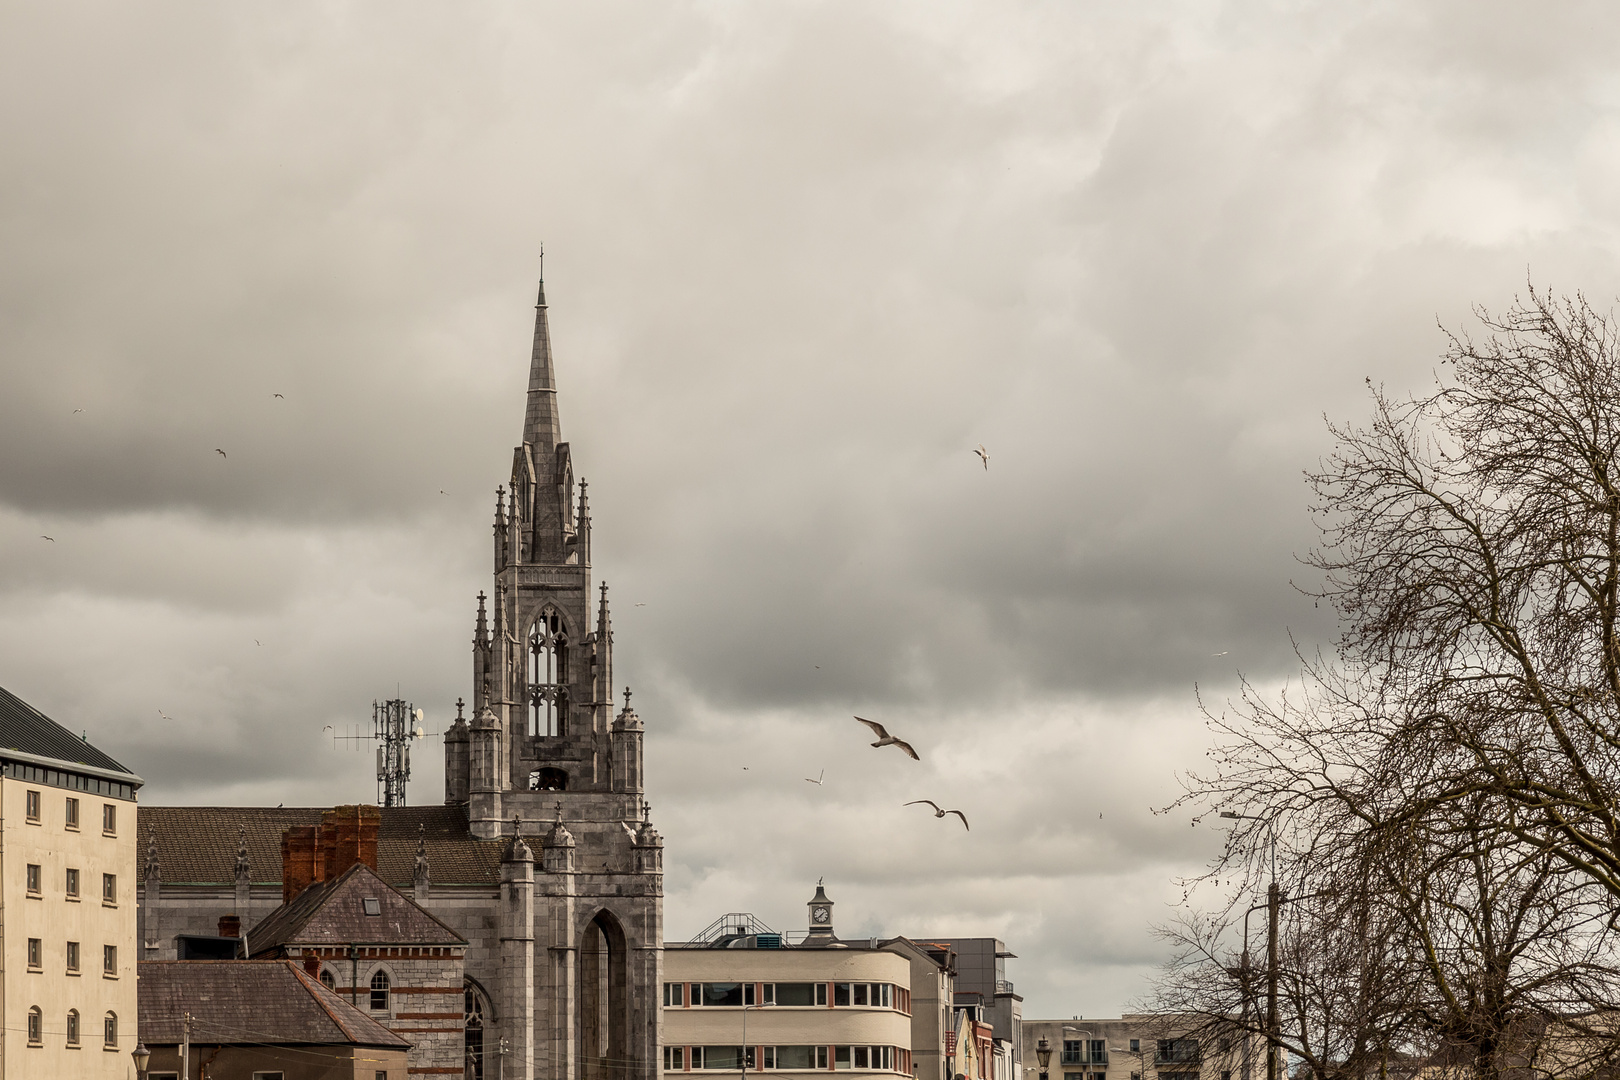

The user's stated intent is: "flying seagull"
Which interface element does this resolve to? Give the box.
[905,799,969,830]
[215,448,227,458]
[72,408,83,414]
[855,716,919,760]
[254,639,262,646]
[39,535,54,542]
[273,393,284,399]
[805,769,824,785]
[158,709,173,721]
[973,444,989,470]
[635,602,647,607]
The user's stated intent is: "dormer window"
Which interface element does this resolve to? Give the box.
[362,897,382,916]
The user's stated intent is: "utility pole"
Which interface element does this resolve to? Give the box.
[1266,881,1280,1080]
[181,1012,192,1080]
[498,1036,510,1080]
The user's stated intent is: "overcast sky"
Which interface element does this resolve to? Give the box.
[5,0,1620,1021]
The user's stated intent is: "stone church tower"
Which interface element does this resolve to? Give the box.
[441,276,664,1080]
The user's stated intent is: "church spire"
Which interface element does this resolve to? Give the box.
[523,275,561,457]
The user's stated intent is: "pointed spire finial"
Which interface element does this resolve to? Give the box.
[623,686,632,710]
[554,801,564,822]
[455,698,466,721]
[643,803,652,824]
[512,813,523,836]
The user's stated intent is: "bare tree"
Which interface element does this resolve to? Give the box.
[1155,287,1620,1080]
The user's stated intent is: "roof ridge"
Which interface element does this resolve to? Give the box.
[288,959,366,1044]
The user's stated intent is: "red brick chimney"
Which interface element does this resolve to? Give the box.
[322,804,381,878]
[279,806,382,904]
[218,914,241,938]
[280,825,322,904]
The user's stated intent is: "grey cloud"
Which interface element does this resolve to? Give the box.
[6,0,1620,1021]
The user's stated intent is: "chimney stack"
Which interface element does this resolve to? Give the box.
[218,914,241,938]
[279,806,383,904]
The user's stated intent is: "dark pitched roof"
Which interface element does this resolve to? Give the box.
[0,683,137,777]
[138,960,411,1049]
[142,804,505,886]
[250,862,466,956]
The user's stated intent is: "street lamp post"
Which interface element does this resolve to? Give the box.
[741,996,774,1080]
[1222,812,1279,1080]
[132,1040,151,1080]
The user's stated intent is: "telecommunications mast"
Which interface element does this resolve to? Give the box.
[372,698,425,807]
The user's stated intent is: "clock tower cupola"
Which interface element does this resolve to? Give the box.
[806,882,834,940]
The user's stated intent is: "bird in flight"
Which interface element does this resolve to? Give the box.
[322,725,334,732]
[855,717,919,760]
[254,639,262,646]
[215,448,227,458]
[39,535,54,542]
[158,709,173,721]
[273,393,284,399]
[805,769,824,785]
[1212,651,1228,657]
[71,408,83,414]
[973,444,989,470]
[635,602,647,607]
[905,800,969,830]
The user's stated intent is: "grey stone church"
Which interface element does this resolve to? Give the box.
[140,280,664,1080]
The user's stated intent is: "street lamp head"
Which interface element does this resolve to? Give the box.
[132,1040,151,1074]
[1036,1037,1053,1070]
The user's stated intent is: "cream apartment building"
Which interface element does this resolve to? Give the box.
[663,888,934,1080]
[1022,1017,1259,1080]
[0,685,142,1078]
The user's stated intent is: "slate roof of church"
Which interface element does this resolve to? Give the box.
[249,862,466,956]
[141,804,506,886]
[0,683,138,777]
[139,959,411,1049]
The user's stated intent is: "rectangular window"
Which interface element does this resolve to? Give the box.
[1066,1073,1086,1080]
[817,1048,830,1070]
[768,1047,811,1070]
[1129,1041,1140,1054]
[67,940,80,973]
[702,1047,744,1071]
[835,1046,852,1070]
[1063,1042,1083,1066]
[104,944,117,975]
[26,863,40,895]
[854,1047,870,1069]
[102,803,116,835]
[1157,1041,1200,1065]
[700,983,744,1008]
[764,1048,777,1070]
[102,873,116,904]
[66,867,80,899]
[745,982,758,1006]
[1091,1041,1107,1064]
[746,1048,758,1069]
[881,984,892,1008]
[854,984,869,1006]
[664,983,686,1007]
[665,1047,686,1070]
[65,796,79,829]
[27,937,41,969]
[253,1074,287,1080]
[770,983,815,1007]
[25,789,40,821]
[815,983,829,1006]
[834,983,851,1007]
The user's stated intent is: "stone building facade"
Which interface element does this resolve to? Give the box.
[138,279,665,1080]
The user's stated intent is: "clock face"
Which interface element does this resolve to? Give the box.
[811,906,831,924]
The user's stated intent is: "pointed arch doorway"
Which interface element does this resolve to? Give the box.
[579,909,630,1080]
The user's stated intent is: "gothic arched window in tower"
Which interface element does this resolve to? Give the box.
[528,766,568,791]
[465,979,491,1080]
[528,607,570,738]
